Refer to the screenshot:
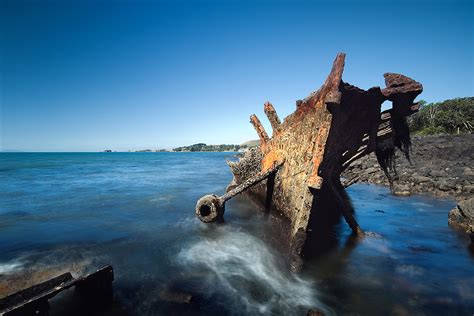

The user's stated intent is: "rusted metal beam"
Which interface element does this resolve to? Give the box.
[195,161,284,223]
[263,102,281,133]
[0,266,114,316]
[250,114,269,146]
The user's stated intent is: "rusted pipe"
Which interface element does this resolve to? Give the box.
[195,161,284,223]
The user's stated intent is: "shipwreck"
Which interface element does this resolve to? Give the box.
[195,53,423,271]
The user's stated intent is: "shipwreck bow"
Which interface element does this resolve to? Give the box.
[196,53,423,271]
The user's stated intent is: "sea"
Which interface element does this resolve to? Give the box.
[0,152,473,315]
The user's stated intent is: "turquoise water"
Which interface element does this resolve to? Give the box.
[0,153,472,315]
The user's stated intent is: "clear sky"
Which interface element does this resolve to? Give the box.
[1,0,473,152]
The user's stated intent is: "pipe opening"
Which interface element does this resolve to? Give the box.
[199,205,211,217]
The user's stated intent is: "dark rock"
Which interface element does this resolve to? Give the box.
[342,134,473,198]
[468,226,474,243]
[365,167,377,174]
[437,181,454,191]
[430,170,446,178]
[412,175,431,183]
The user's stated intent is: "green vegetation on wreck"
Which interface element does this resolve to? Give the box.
[409,97,473,135]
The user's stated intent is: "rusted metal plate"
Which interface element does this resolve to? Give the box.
[0,265,114,315]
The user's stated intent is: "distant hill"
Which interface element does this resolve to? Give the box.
[240,140,260,147]
[173,143,240,152]
[409,97,473,135]
[172,140,262,152]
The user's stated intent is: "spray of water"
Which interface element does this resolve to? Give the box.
[0,260,23,275]
[178,227,330,315]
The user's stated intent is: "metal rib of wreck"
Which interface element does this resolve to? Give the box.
[196,53,422,271]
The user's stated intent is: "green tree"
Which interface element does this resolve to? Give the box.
[408,97,473,135]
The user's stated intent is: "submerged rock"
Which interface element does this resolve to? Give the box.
[159,289,193,304]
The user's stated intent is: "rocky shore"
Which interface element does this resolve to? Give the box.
[342,134,474,198]
[343,134,474,241]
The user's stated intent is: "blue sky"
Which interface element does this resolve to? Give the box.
[1,0,472,151]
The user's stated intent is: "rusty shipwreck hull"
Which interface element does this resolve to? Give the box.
[197,53,422,271]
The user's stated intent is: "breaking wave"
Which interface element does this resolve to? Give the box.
[178,227,330,315]
[0,260,23,275]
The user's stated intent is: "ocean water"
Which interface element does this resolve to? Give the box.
[0,153,472,315]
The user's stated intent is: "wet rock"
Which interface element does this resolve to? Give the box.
[392,183,411,196]
[449,198,474,242]
[468,225,474,243]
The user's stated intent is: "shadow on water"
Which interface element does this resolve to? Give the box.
[303,182,354,260]
[302,184,474,315]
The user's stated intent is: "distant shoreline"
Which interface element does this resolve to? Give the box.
[1,151,241,154]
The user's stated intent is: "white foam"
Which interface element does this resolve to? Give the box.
[0,260,23,274]
[178,228,330,315]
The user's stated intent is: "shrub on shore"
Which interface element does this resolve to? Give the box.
[409,97,473,135]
